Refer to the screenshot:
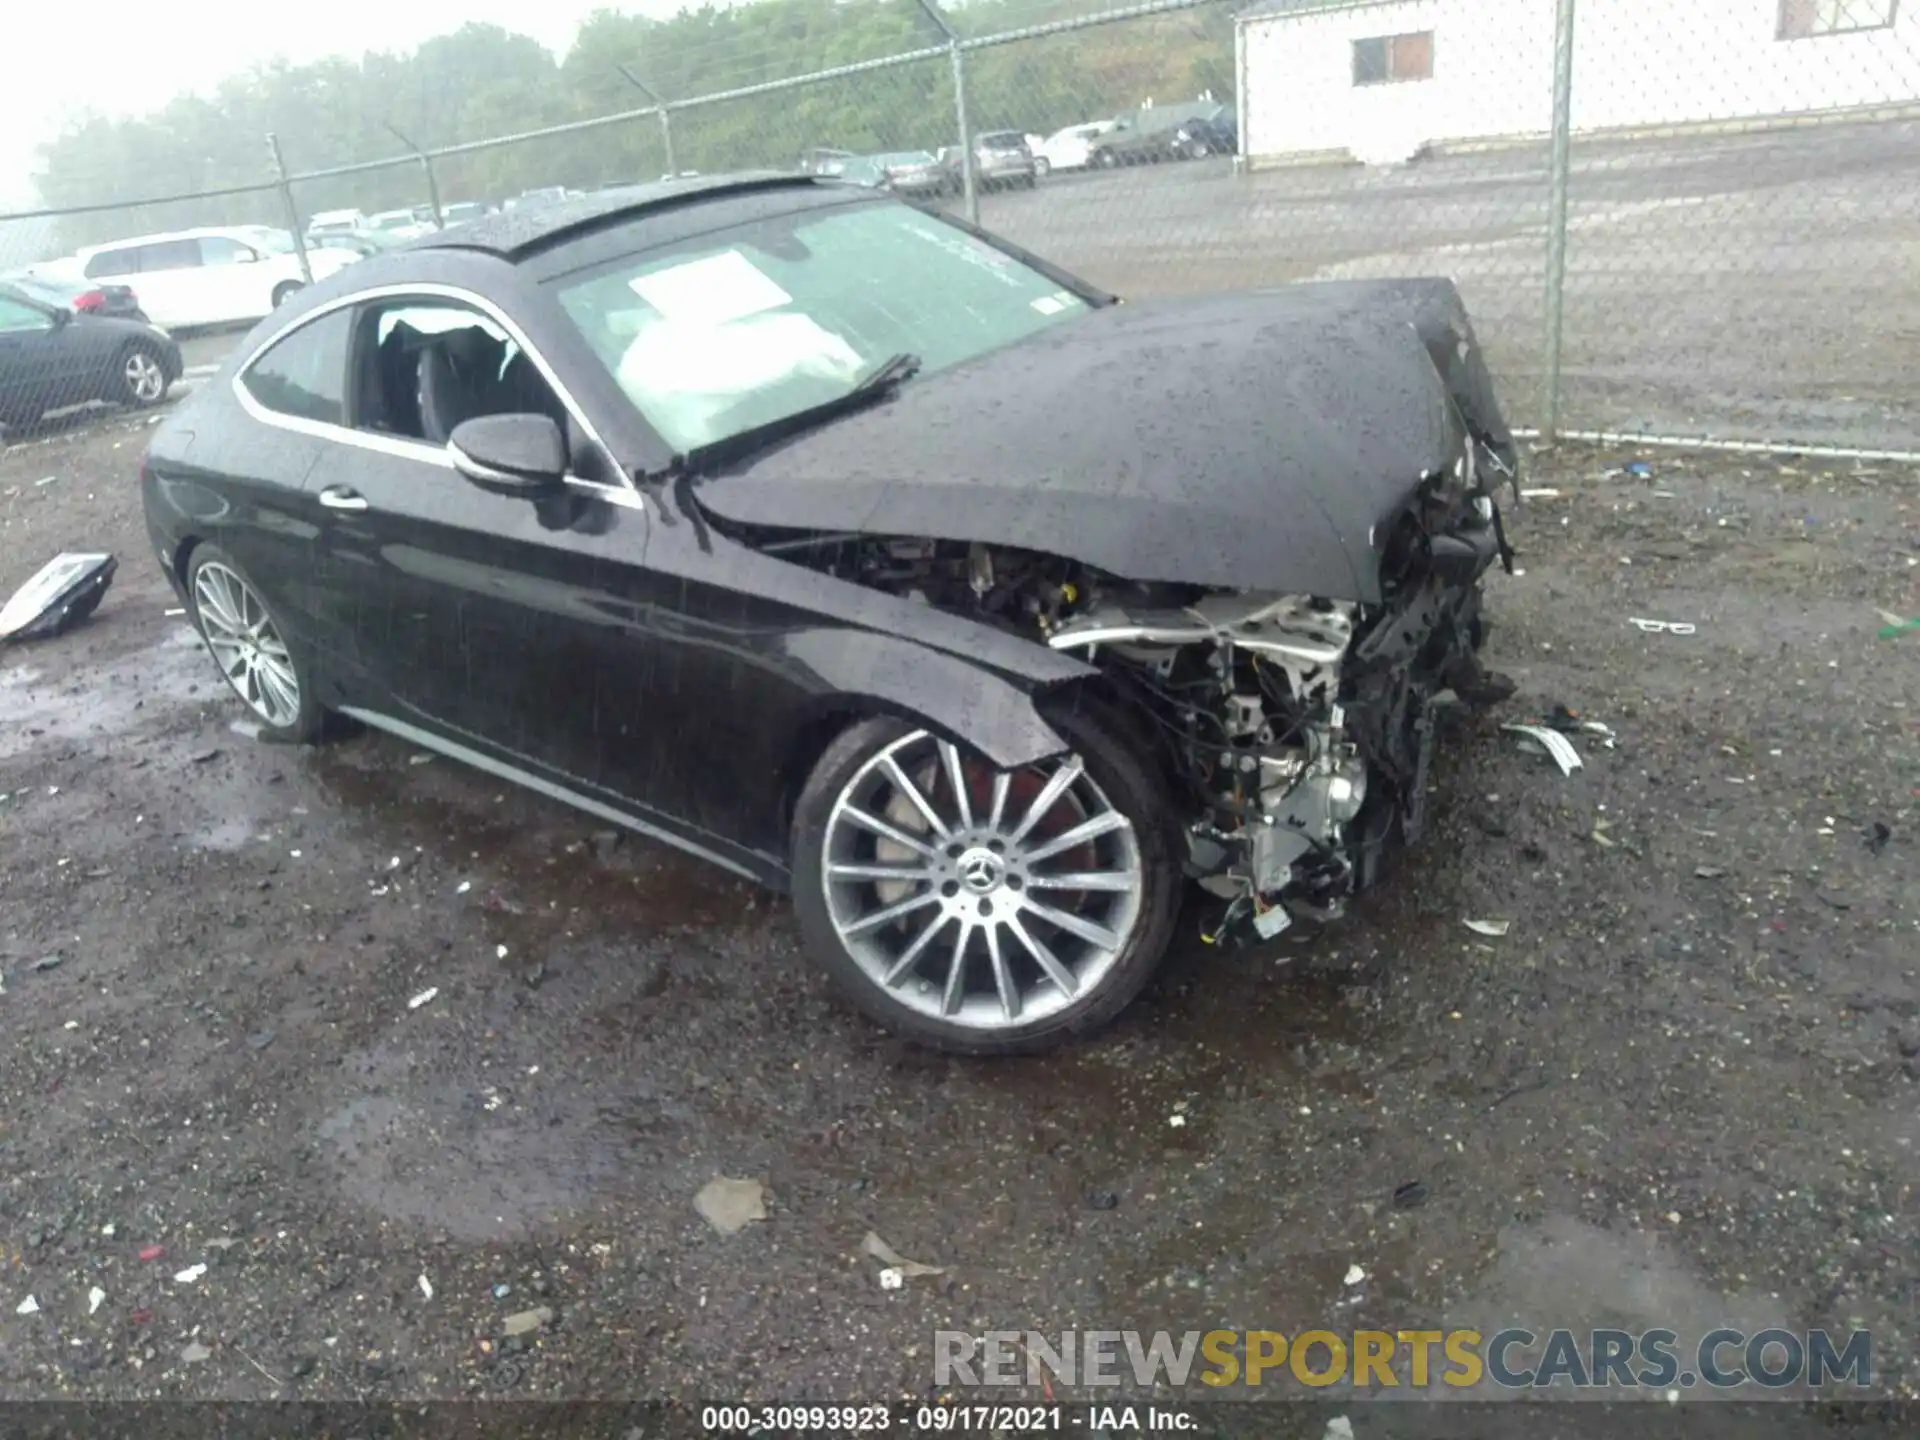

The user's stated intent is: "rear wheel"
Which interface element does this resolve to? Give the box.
[1095,149,1119,169]
[186,545,325,743]
[791,709,1181,1055]
[116,343,169,408]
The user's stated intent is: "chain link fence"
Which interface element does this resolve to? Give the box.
[3,0,1917,455]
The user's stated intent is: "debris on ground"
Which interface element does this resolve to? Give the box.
[406,987,439,1011]
[878,1268,905,1290]
[1343,1263,1366,1286]
[1629,617,1697,636]
[246,1030,276,1051]
[14,1296,38,1316]
[88,1286,105,1315]
[138,1244,165,1263]
[693,1176,767,1235]
[1624,462,1654,478]
[492,1283,512,1299]
[1865,821,1892,854]
[861,1231,946,1279]
[0,553,118,643]
[1464,918,1511,937]
[1519,487,1563,499]
[1695,865,1727,879]
[181,1342,211,1364]
[1323,1418,1355,1440]
[1086,1190,1120,1211]
[502,1306,553,1337]
[173,1263,207,1284]
[1875,609,1918,639]
[1502,723,1584,776]
[418,1273,434,1300]
[1392,1181,1430,1209]
[30,955,61,972]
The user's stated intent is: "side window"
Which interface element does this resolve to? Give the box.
[0,295,52,333]
[200,236,257,266]
[240,308,354,426]
[85,249,136,280]
[137,240,204,273]
[353,299,568,446]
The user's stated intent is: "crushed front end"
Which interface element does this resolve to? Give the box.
[1046,434,1516,944]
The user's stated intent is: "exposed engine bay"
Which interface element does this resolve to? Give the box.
[718,437,1514,944]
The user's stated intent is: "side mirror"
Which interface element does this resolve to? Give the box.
[449,413,568,498]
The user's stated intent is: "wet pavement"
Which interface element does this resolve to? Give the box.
[1,409,1917,1427]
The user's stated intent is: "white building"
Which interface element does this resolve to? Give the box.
[1234,0,1920,166]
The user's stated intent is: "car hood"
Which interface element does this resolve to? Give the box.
[693,279,1517,604]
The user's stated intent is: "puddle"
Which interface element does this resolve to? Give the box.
[0,625,208,760]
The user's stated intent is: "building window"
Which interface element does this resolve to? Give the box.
[1779,0,1898,38]
[1353,31,1435,86]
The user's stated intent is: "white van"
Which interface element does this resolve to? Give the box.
[68,227,357,331]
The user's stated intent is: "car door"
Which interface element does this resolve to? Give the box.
[122,240,204,329]
[303,295,651,793]
[197,235,267,324]
[0,291,70,419]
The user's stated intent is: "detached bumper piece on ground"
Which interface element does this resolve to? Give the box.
[0,553,117,643]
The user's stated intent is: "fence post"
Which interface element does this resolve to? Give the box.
[265,133,313,284]
[1540,0,1578,441]
[618,66,678,178]
[916,0,977,225]
[382,122,445,228]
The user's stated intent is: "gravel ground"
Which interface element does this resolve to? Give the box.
[1,403,1917,1431]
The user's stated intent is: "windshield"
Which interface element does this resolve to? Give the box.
[246,228,296,254]
[879,152,937,167]
[554,198,1092,454]
[10,275,75,302]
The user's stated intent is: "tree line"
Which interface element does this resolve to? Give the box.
[24,0,1236,253]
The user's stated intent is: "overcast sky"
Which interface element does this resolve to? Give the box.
[1,0,687,205]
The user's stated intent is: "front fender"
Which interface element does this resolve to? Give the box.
[783,627,1088,769]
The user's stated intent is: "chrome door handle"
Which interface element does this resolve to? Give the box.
[318,487,368,513]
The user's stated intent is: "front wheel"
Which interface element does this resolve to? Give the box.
[117,343,169,408]
[1033,157,1051,177]
[186,545,326,743]
[1095,149,1118,169]
[790,711,1181,1055]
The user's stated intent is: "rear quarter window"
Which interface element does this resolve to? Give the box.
[84,249,138,280]
[239,309,354,427]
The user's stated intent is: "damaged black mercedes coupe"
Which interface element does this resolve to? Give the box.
[142,174,1519,1054]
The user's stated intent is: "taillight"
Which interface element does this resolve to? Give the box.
[75,290,107,312]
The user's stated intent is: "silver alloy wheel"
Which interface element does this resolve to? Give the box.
[192,561,302,727]
[125,350,165,403]
[821,729,1143,1031]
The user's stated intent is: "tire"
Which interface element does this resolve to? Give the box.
[1095,149,1118,169]
[1022,174,1037,190]
[790,707,1182,1056]
[185,544,326,744]
[116,342,170,409]
[271,280,303,307]
[1184,138,1211,160]
[1033,157,1051,178]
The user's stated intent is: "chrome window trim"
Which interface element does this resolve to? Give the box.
[229,280,640,507]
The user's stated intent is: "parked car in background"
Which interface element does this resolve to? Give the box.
[1031,121,1121,175]
[0,281,181,431]
[799,148,854,176]
[307,229,412,261]
[938,131,1038,191]
[1086,101,1236,168]
[368,209,437,241]
[141,172,1518,1056]
[53,227,358,331]
[437,201,495,226]
[2,270,149,324]
[307,209,368,242]
[838,152,951,200]
[508,187,577,213]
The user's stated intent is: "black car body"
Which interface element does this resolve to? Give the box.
[6,271,149,324]
[0,283,182,430]
[141,174,1519,1055]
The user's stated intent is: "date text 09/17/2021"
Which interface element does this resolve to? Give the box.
[698,1404,1193,1432]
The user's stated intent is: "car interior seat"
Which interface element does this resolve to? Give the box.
[416,326,509,445]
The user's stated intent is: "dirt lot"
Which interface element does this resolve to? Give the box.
[1,400,1917,1430]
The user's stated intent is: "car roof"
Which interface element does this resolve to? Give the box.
[419,171,823,262]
